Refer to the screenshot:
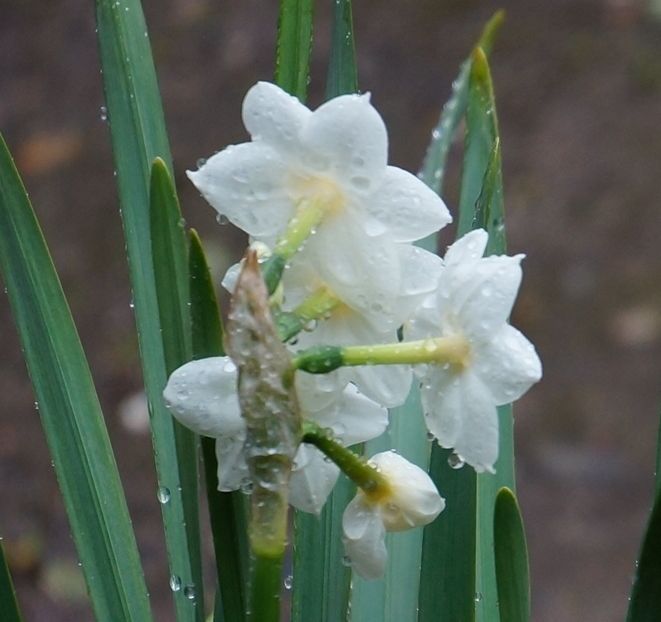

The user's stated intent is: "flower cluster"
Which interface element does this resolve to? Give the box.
[164,82,542,578]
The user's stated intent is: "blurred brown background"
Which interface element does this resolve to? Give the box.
[1,0,660,620]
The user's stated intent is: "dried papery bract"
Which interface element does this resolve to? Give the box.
[226,250,302,558]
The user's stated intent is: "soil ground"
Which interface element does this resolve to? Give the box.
[1,1,660,620]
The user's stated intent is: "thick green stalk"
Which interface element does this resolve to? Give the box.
[249,554,285,622]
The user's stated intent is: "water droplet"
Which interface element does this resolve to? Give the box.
[302,319,317,332]
[99,105,108,122]
[129,300,135,309]
[157,487,171,504]
[448,452,465,470]
[183,585,196,601]
[283,575,293,590]
[341,555,352,567]
[474,591,483,603]
[196,157,207,168]
[169,575,181,592]
[216,214,229,226]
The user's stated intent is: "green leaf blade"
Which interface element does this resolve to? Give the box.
[419,10,504,196]
[626,412,661,622]
[0,540,24,622]
[494,488,530,622]
[421,35,520,622]
[275,0,315,100]
[325,0,358,98]
[149,160,205,614]
[0,133,152,622]
[188,231,250,622]
[96,2,203,619]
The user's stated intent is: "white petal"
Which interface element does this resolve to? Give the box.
[473,324,542,405]
[420,367,462,448]
[300,93,387,194]
[368,451,444,531]
[242,82,311,153]
[187,142,293,238]
[342,496,387,579]
[221,262,241,294]
[365,166,451,242]
[309,222,402,330]
[306,383,389,446]
[450,372,499,473]
[443,229,488,266]
[393,246,444,325]
[215,433,249,491]
[288,446,339,514]
[163,357,243,438]
[295,371,345,411]
[442,254,524,341]
[347,365,412,409]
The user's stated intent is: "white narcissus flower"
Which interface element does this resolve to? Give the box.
[189,81,451,330]
[342,451,444,580]
[405,229,542,473]
[163,356,388,514]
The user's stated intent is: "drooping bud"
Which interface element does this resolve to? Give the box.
[226,250,301,557]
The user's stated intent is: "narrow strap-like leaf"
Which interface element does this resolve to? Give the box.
[275,0,315,100]
[419,10,504,196]
[150,160,204,612]
[494,488,530,622]
[626,411,661,622]
[420,46,517,622]
[626,494,661,622]
[0,133,152,622]
[95,2,203,619]
[189,230,250,622]
[0,539,24,622]
[293,490,353,621]
[325,0,358,98]
[419,450,477,622]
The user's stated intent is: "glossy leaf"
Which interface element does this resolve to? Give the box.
[626,412,661,622]
[0,133,152,622]
[96,1,203,619]
[149,160,204,611]
[420,45,517,622]
[325,0,358,98]
[419,10,504,197]
[494,488,530,622]
[0,539,23,622]
[189,230,250,622]
[275,0,315,100]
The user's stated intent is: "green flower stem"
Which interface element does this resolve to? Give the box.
[262,197,336,294]
[248,551,284,622]
[293,336,470,373]
[274,197,328,259]
[302,422,389,495]
[275,287,341,342]
[294,285,341,321]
